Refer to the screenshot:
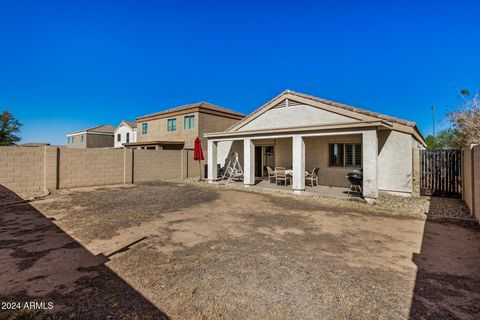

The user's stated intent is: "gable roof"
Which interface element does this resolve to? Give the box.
[122,120,137,129]
[68,125,116,135]
[114,120,137,131]
[137,102,244,121]
[226,90,426,146]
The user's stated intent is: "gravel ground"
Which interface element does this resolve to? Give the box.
[189,179,473,219]
[375,193,473,219]
[2,182,480,319]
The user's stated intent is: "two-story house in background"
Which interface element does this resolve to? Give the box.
[125,102,244,150]
[66,125,116,148]
[113,120,137,148]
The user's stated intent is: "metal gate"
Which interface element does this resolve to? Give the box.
[420,150,462,197]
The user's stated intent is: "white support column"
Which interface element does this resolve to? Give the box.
[362,129,378,202]
[243,138,255,186]
[292,135,305,193]
[207,140,218,182]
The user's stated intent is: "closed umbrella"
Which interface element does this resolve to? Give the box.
[193,137,205,180]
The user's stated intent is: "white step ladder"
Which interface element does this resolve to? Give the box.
[221,152,244,185]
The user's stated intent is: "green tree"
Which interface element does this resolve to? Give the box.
[425,134,443,150]
[0,110,22,146]
[425,128,463,150]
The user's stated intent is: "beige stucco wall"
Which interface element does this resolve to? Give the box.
[239,104,357,131]
[138,112,199,148]
[412,148,420,196]
[138,111,241,149]
[67,133,87,148]
[217,140,244,170]
[275,135,362,188]
[377,130,414,195]
[67,133,114,148]
[86,133,114,148]
[198,112,240,148]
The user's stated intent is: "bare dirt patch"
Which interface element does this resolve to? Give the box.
[2,182,480,319]
[31,182,219,243]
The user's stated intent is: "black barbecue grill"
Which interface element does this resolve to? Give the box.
[346,171,363,196]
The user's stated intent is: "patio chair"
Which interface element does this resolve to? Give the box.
[306,168,319,187]
[266,166,276,183]
[275,167,290,186]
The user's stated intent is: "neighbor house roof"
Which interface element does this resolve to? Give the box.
[68,125,116,135]
[115,120,137,131]
[137,102,244,121]
[122,120,137,128]
[222,90,426,146]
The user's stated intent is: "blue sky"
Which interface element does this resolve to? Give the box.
[1,0,479,145]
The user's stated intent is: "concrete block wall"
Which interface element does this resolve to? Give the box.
[463,147,473,211]
[0,147,205,195]
[183,149,207,179]
[133,149,182,182]
[474,146,480,221]
[0,147,45,193]
[463,145,480,220]
[44,146,58,191]
[58,148,125,189]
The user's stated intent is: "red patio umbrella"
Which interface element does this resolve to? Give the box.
[193,137,205,180]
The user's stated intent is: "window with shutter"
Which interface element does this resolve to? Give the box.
[346,143,362,166]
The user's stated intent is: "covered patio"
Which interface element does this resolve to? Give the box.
[204,90,426,201]
[206,125,382,202]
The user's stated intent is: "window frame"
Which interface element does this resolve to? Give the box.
[142,123,148,134]
[328,143,362,168]
[126,132,130,143]
[328,143,345,167]
[345,143,362,167]
[184,115,195,129]
[117,134,121,142]
[167,118,177,131]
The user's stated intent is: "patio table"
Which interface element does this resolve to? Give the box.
[278,169,308,176]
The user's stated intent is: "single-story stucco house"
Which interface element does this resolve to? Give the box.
[205,90,426,202]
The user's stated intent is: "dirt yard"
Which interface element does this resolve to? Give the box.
[1,182,479,319]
